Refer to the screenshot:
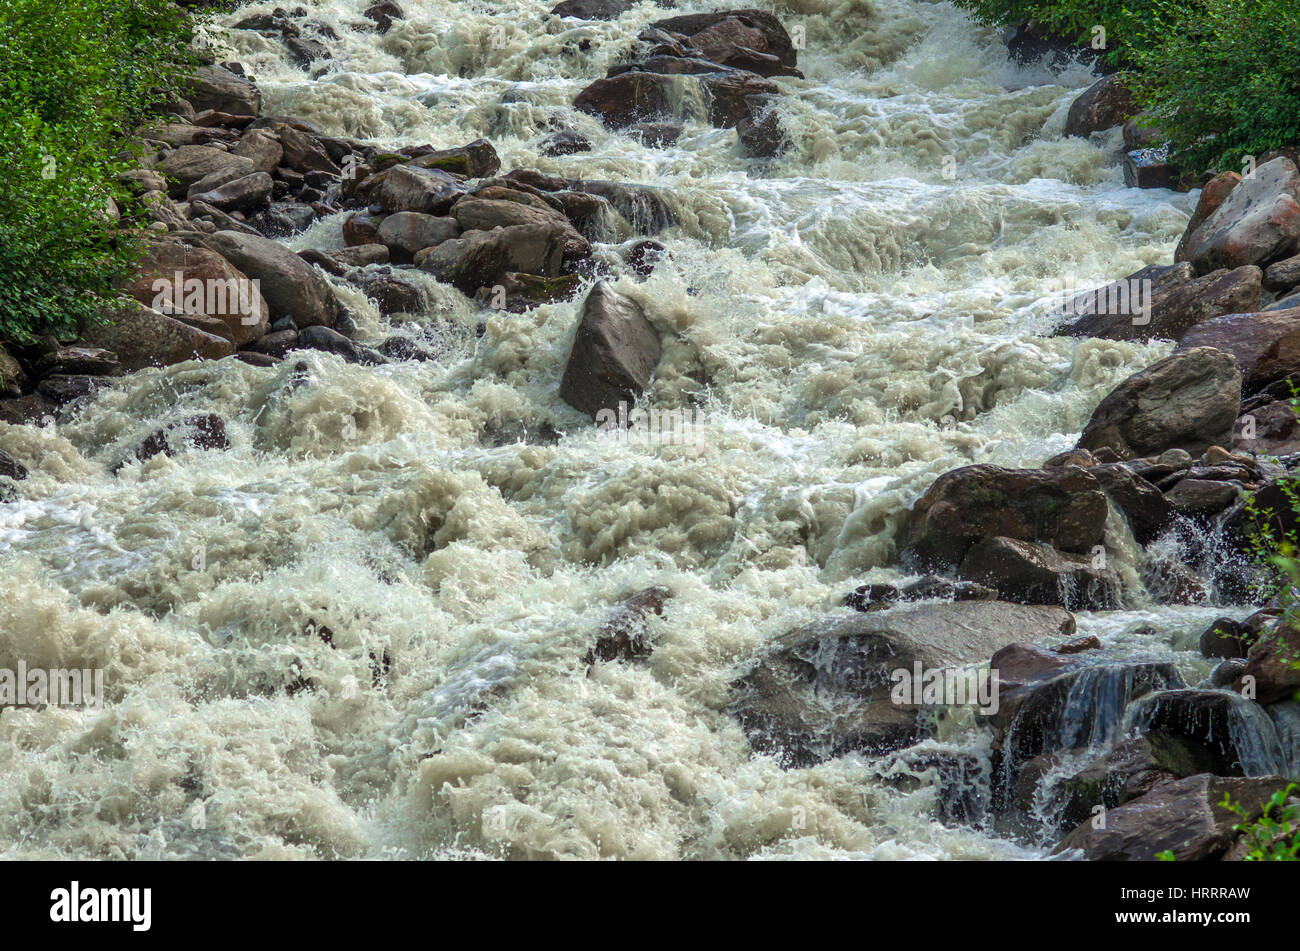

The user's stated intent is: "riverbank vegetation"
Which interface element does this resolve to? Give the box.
[0,0,199,345]
[954,0,1300,172]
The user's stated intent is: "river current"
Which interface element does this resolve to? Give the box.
[0,0,1243,859]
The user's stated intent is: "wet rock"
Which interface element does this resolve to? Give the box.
[160,146,257,198]
[342,209,385,246]
[349,270,426,316]
[1176,171,1241,263]
[0,450,27,481]
[32,347,121,378]
[368,164,470,216]
[377,336,435,362]
[1087,462,1174,546]
[559,281,661,419]
[650,10,798,68]
[737,109,789,157]
[247,329,298,358]
[573,72,675,129]
[624,240,666,276]
[188,171,273,214]
[416,223,568,296]
[274,124,340,176]
[1164,477,1241,518]
[1057,634,1103,654]
[900,464,1109,573]
[550,0,633,17]
[0,394,56,426]
[1212,659,1248,689]
[362,0,404,31]
[1264,252,1300,292]
[35,375,108,405]
[957,536,1121,610]
[82,301,234,370]
[1127,688,1297,776]
[1064,72,1134,138]
[0,345,27,397]
[1055,774,1288,860]
[1059,263,1261,343]
[583,586,672,663]
[731,602,1075,767]
[285,36,329,69]
[204,230,340,328]
[1123,145,1176,190]
[1176,306,1300,394]
[294,325,375,364]
[628,122,682,147]
[538,129,592,157]
[1075,347,1241,460]
[184,65,261,118]
[375,211,460,264]
[1234,620,1300,705]
[1234,399,1300,455]
[451,197,589,259]
[702,71,782,128]
[255,201,317,236]
[989,648,1184,763]
[474,272,583,312]
[1184,157,1300,274]
[131,413,229,463]
[405,139,501,179]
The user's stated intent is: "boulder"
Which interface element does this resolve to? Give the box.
[82,301,234,371]
[349,270,426,316]
[188,171,273,214]
[130,413,229,463]
[583,586,672,663]
[31,346,121,378]
[1234,399,1300,455]
[1264,252,1300,292]
[650,10,798,68]
[956,536,1120,610]
[559,281,661,418]
[1184,158,1300,274]
[451,197,589,259]
[1235,620,1300,705]
[184,65,261,118]
[1175,171,1241,262]
[899,464,1110,572]
[370,164,470,215]
[276,124,340,176]
[160,146,256,198]
[1176,306,1300,394]
[375,211,460,264]
[406,139,500,179]
[1075,347,1240,460]
[1064,73,1135,138]
[550,0,633,17]
[1127,688,1297,777]
[203,230,339,328]
[1055,774,1287,860]
[738,109,789,157]
[574,72,675,129]
[474,272,583,312]
[730,601,1075,767]
[123,239,270,345]
[363,0,405,32]
[415,223,568,295]
[232,129,284,173]
[1059,264,1261,342]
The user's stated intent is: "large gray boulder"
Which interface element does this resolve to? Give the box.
[204,231,339,328]
[1177,305,1300,394]
[184,65,262,118]
[731,602,1076,767]
[559,282,661,419]
[82,301,234,371]
[1075,347,1241,459]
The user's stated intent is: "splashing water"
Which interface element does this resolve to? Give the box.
[0,0,1240,859]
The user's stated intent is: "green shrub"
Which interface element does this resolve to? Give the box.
[0,0,199,345]
[1131,0,1300,173]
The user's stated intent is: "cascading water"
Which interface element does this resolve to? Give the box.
[0,0,1276,859]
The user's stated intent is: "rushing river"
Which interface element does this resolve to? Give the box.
[0,0,1252,859]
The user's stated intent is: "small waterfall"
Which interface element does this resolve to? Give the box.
[1125,689,1300,778]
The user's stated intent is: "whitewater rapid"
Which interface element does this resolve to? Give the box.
[0,0,1240,859]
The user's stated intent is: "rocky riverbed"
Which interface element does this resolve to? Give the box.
[0,0,1297,860]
